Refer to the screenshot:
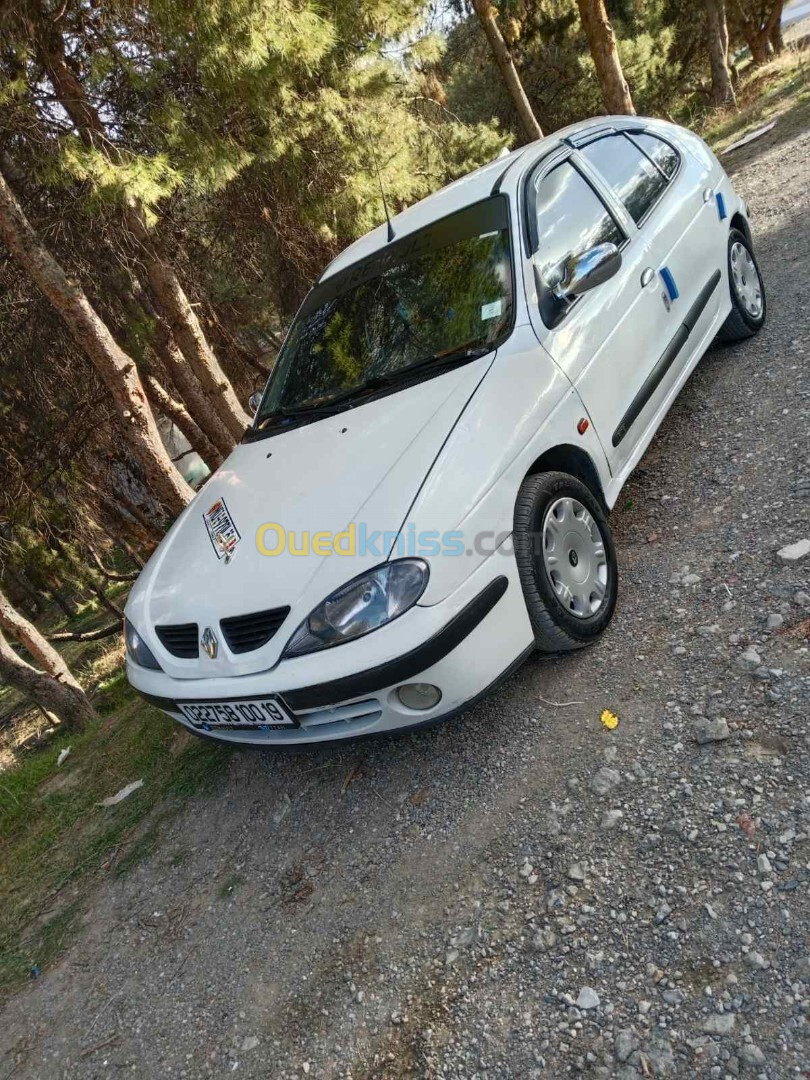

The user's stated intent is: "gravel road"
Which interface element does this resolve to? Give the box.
[2,128,809,1080]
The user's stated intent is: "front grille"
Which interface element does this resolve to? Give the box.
[220,606,290,655]
[155,622,199,659]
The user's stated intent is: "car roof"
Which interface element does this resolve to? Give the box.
[318,116,661,282]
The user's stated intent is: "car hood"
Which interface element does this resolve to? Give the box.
[125,355,493,679]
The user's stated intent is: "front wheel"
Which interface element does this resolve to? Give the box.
[514,471,618,653]
[717,228,766,343]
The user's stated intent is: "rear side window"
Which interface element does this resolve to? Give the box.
[530,161,624,293]
[630,132,679,179]
[581,133,668,225]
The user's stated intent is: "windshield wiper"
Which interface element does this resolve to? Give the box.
[376,343,493,385]
[259,342,494,427]
[305,344,493,406]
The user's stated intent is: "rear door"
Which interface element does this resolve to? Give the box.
[576,130,724,453]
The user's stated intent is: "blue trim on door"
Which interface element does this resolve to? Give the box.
[612,269,721,448]
[660,267,679,301]
[716,192,727,220]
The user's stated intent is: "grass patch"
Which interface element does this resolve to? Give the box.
[699,48,810,153]
[0,685,231,998]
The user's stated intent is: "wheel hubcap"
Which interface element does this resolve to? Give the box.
[730,241,763,319]
[542,497,608,618]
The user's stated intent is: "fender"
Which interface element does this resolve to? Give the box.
[406,322,611,605]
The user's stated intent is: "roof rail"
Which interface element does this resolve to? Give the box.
[490,147,530,196]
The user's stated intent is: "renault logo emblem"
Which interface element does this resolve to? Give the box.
[201,627,219,660]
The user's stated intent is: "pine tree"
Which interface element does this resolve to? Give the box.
[27,8,251,439]
[731,1,784,63]
[705,0,737,106]
[0,169,193,519]
[577,0,636,114]
[471,0,544,140]
[0,589,94,728]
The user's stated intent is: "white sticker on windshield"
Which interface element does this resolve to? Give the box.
[481,300,502,321]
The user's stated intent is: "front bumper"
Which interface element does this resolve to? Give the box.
[127,552,535,745]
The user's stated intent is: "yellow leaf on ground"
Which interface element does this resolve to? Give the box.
[600,709,619,730]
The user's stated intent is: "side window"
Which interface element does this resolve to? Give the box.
[629,132,679,180]
[580,133,668,225]
[531,161,624,301]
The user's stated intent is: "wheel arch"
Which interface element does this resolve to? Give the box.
[523,443,608,511]
[730,211,752,247]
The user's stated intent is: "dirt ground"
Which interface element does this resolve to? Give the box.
[1,126,808,1079]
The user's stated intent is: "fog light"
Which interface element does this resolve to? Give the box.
[396,683,441,711]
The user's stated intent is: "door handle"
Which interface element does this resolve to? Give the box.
[640,267,655,287]
[703,186,714,202]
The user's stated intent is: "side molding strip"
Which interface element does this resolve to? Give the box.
[612,268,722,448]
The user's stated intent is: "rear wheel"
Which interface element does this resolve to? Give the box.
[718,228,766,343]
[514,471,618,653]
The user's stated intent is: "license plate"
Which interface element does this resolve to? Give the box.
[178,697,297,730]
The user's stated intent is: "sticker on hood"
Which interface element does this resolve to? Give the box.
[203,498,241,562]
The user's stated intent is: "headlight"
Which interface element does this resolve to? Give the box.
[283,559,429,658]
[124,618,162,671]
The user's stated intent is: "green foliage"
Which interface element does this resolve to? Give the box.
[617,25,677,114]
[55,140,183,220]
[1,0,506,325]
[444,0,681,135]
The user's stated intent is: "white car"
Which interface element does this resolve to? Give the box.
[124,116,766,745]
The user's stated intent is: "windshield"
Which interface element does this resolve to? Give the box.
[255,196,513,427]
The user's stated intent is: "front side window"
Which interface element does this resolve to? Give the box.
[530,161,624,308]
[630,132,679,180]
[254,197,513,428]
[580,133,668,224]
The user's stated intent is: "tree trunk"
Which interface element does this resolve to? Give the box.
[0,588,85,693]
[86,578,124,619]
[471,0,543,142]
[149,316,235,459]
[750,34,773,62]
[142,250,251,439]
[0,626,95,728]
[32,19,251,439]
[576,0,636,115]
[145,373,223,470]
[706,0,738,106]
[0,169,193,518]
[769,15,784,52]
[89,548,139,582]
[120,538,145,571]
[48,583,79,619]
[4,566,41,617]
[111,278,236,459]
[733,0,783,63]
[85,481,164,549]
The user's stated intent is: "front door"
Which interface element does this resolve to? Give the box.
[524,152,674,475]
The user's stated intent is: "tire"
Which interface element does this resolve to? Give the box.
[717,228,766,343]
[514,471,618,653]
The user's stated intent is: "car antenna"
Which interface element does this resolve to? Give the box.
[368,139,395,243]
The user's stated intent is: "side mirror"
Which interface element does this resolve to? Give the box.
[248,390,262,415]
[552,242,622,301]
